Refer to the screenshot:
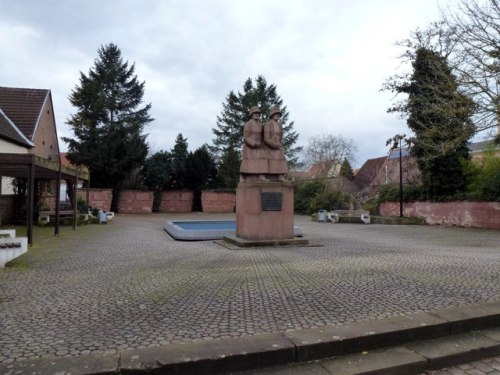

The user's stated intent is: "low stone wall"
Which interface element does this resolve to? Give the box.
[118,190,153,213]
[201,191,236,213]
[379,201,500,230]
[77,189,113,211]
[159,190,193,213]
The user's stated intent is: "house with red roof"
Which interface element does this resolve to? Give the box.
[290,149,421,201]
[0,86,88,244]
[0,87,60,159]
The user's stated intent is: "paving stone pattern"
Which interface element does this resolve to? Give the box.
[1,214,499,363]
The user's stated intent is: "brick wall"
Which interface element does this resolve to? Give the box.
[159,190,193,213]
[30,95,60,159]
[201,191,236,213]
[118,190,153,213]
[77,189,113,211]
[379,201,500,230]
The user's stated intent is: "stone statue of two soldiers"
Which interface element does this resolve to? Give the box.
[239,106,288,182]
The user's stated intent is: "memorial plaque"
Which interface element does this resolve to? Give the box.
[261,192,282,211]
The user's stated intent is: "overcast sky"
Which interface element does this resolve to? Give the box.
[0,0,455,168]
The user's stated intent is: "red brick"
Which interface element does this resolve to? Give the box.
[118,190,153,213]
[380,201,500,230]
[201,191,235,213]
[159,190,193,213]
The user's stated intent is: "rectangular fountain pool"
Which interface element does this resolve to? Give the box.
[164,220,303,241]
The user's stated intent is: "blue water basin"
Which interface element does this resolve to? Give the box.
[174,221,236,230]
[164,220,302,241]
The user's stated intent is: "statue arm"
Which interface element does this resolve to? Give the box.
[243,123,261,148]
[264,123,281,149]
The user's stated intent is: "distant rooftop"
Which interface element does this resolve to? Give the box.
[469,139,500,152]
[388,147,411,160]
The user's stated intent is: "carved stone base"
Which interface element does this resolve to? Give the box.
[236,181,294,241]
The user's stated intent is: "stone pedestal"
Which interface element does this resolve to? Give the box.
[236,181,294,241]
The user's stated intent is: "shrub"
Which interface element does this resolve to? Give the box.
[377,183,425,203]
[77,196,88,213]
[363,198,379,215]
[465,151,500,201]
[294,180,324,214]
[294,179,353,214]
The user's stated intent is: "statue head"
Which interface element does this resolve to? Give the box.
[269,106,282,119]
[248,106,261,119]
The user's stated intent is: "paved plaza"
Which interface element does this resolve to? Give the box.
[1,213,499,364]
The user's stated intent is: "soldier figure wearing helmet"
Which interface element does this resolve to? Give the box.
[264,106,288,182]
[239,106,269,182]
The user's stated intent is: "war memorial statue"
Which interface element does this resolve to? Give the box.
[235,105,294,241]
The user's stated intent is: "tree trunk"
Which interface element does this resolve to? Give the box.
[111,186,121,212]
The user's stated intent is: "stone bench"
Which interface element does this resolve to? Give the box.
[38,210,75,225]
[328,210,370,224]
[0,230,28,268]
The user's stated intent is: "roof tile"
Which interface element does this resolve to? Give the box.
[0,86,49,141]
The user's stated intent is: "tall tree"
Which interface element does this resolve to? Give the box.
[142,150,172,211]
[216,147,241,190]
[387,0,499,140]
[388,47,475,198]
[63,43,151,211]
[167,133,189,190]
[186,145,218,210]
[442,0,499,138]
[211,75,302,188]
[303,134,357,170]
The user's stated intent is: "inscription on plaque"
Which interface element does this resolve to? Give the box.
[261,192,282,211]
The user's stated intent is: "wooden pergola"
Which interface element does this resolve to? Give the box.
[0,153,89,245]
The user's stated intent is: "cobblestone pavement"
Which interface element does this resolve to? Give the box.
[425,355,500,374]
[1,214,499,363]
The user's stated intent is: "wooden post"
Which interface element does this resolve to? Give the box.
[73,169,78,230]
[86,171,90,212]
[55,157,62,236]
[27,163,35,245]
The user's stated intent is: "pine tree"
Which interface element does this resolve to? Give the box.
[186,145,218,210]
[142,150,172,211]
[63,43,151,211]
[339,158,354,180]
[395,47,475,198]
[211,75,302,188]
[216,147,241,190]
[167,133,189,190]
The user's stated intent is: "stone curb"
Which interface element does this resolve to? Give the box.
[222,235,309,248]
[1,301,500,375]
[320,328,500,375]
